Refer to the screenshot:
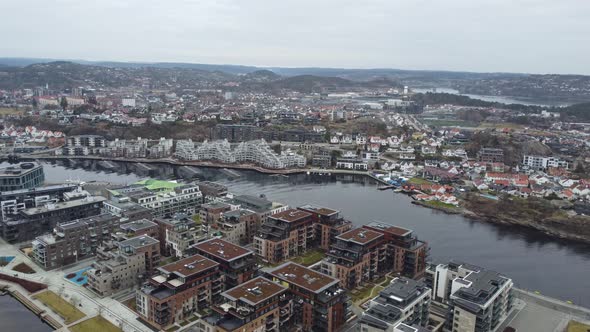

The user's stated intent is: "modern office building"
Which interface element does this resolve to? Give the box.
[197,277,290,332]
[253,208,315,264]
[0,162,45,192]
[136,255,222,329]
[424,261,514,332]
[31,213,119,269]
[191,238,256,290]
[364,222,429,279]
[359,277,431,332]
[320,228,388,289]
[267,262,349,332]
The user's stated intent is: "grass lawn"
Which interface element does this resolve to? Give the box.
[34,291,86,324]
[422,200,460,211]
[292,250,325,266]
[0,107,24,116]
[478,122,524,130]
[70,316,121,332]
[567,320,590,332]
[407,177,432,185]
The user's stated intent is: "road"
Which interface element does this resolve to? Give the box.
[0,238,152,332]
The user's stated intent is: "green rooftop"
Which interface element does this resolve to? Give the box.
[135,179,182,191]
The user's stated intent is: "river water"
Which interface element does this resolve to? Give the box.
[412,88,574,107]
[0,295,52,332]
[3,160,590,309]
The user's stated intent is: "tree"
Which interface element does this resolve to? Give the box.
[60,96,68,111]
[32,98,38,109]
[574,163,585,175]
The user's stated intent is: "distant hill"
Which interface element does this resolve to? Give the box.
[267,75,356,93]
[241,69,281,82]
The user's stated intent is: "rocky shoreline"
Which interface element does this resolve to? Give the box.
[414,195,590,244]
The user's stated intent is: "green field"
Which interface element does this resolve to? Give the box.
[34,291,86,324]
[567,320,590,332]
[69,316,121,332]
[0,107,24,116]
[292,249,325,266]
[407,177,433,185]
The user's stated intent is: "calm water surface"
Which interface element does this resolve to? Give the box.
[2,160,589,309]
[0,295,52,332]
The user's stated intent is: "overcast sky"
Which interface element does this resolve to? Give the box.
[1,0,589,74]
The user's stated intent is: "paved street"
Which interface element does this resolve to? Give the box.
[0,239,152,332]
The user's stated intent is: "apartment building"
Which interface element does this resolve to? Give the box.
[196,181,228,199]
[477,148,504,163]
[119,219,159,238]
[267,262,349,332]
[66,135,107,148]
[125,182,203,217]
[359,277,431,332]
[0,183,79,221]
[32,213,119,270]
[0,162,45,192]
[253,209,315,264]
[215,209,258,245]
[101,198,153,221]
[298,204,353,250]
[320,228,388,289]
[364,222,429,279]
[86,239,150,297]
[0,195,105,243]
[136,255,223,329]
[424,261,514,332]
[200,202,232,226]
[164,216,204,258]
[212,124,261,142]
[522,155,569,170]
[197,277,290,332]
[191,238,256,290]
[228,194,288,230]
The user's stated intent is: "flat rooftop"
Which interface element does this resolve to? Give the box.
[365,221,413,237]
[223,209,256,219]
[337,228,383,244]
[233,194,272,208]
[193,239,253,262]
[271,209,312,223]
[159,254,218,278]
[223,277,286,306]
[454,269,510,307]
[120,219,157,232]
[119,235,159,249]
[58,213,116,230]
[0,163,42,177]
[269,262,338,293]
[298,204,339,217]
[21,196,106,215]
[202,202,231,210]
[378,277,429,304]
